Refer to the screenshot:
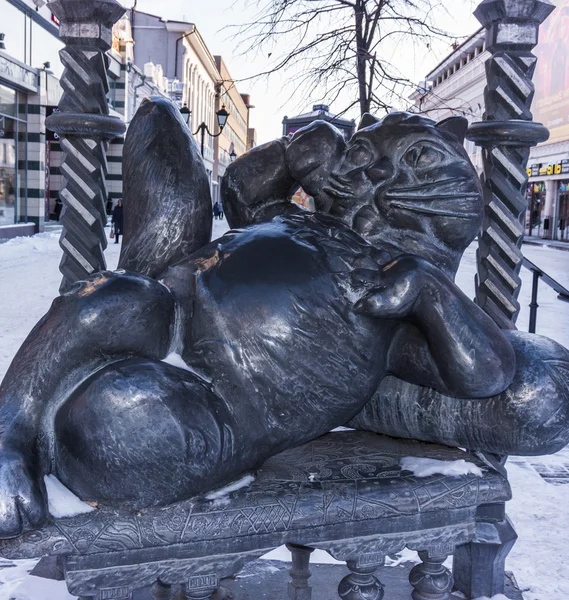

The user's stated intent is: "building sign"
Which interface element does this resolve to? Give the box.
[0,54,38,93]
[532,0,569,144]
[527,161,569,177]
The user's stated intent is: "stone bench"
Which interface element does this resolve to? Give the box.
[0,431,513,600]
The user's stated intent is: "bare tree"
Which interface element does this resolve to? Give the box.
[234,0,465,117]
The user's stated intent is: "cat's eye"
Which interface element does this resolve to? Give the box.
[404,144,445,169]
[347,142,373,167]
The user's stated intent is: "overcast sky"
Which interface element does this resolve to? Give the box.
[124,0,481,143]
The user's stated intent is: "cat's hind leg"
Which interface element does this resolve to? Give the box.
[54,358,240,507]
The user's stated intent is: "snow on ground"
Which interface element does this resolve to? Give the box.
[1,221,569,599]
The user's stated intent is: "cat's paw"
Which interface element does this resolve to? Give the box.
[353,255,434,318]
[0,451,48,539]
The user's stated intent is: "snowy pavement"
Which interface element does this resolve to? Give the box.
[0,220,568,599]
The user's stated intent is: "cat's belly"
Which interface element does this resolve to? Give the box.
[165,216,391,452]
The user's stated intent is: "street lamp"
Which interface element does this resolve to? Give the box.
[193,105,229,158]
[179,104,230,158]
[230,149,237,162]
[180,104,229,158]
[180,103,191,126]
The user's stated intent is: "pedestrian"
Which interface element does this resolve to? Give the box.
[213,201,221,220]
[219,202,224,220]
[112,199,124,244]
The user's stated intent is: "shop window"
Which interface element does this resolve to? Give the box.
[526,182,546,238]
[557,182,569,241]
[0,88,27,227]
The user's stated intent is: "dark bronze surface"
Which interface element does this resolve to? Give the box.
[0,97,566,543]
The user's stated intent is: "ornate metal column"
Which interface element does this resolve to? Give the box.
[46,0,126,293]
[467,0,554,329]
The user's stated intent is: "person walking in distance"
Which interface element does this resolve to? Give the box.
[112,199,124,244]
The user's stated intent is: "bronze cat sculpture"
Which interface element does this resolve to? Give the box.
[0,97,567,540]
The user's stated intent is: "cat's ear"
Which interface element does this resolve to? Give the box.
[435,116,468,143]
[358,113,380,130]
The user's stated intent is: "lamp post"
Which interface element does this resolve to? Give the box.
[179,103,229,158]
[230,149,237,162]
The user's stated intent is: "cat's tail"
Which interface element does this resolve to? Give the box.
[118,97,212,278]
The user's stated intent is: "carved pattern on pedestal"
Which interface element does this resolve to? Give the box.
[338,559,384,600]
[409,550,453,600]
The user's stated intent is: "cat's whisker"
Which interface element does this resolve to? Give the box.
[388,200,481,219]
[386,178,472,193]
[322,185,353,199]
[385,192,481,201]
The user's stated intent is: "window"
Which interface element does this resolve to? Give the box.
[1,1,63,75]
[1,1,27,64]
[0,84,27,227]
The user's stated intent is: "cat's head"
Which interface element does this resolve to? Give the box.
[289,112,483,277]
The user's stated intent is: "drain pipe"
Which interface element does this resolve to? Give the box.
[131,73,147,121]
[174,26,195,80]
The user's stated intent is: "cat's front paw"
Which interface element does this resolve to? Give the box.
[0,451,48,539]
[353,255,435,319]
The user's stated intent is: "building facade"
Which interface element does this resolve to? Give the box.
[0,0,64,238]
[103,16,172,209]
[409,0,569,242]
[131,11,217,184]
[213,56,250,202]
[0,3,171,239]
[1,3,253,238]
[131,10,252,202]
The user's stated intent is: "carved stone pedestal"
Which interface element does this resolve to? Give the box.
[409,550,453,600]
[338,559,385,600]
[454,503,517,599]
[151,580,173,600]
[287,543,315,600]
[0,432,512,600]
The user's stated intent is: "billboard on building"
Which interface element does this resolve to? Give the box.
[533,0,569,143]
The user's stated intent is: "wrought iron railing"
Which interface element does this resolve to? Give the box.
[522,257,569,333]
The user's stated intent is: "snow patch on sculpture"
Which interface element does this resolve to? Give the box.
[162,351,193,372]
[400,457,484,478]
[205,474,256,503]
[44,475,96,518]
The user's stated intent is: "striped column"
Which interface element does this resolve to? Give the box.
[46,0,126,293]
[467,0,554,328]
[22,71,48,231]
